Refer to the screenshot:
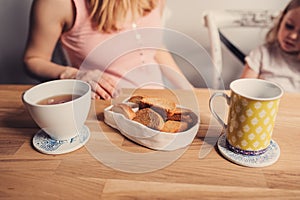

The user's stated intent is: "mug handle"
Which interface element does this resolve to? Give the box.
[209,92,230,129]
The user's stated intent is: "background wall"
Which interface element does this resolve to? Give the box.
[0,0,290,88]
[0,0,36,84]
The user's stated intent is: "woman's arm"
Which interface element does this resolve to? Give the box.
[23,0,77,80]
[155,0,193,89]
[154,49,193,89]
[240,63,259,78]
[24,0,115,100]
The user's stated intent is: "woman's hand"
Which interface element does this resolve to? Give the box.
[59,66,78,79]
[76,69,117,100]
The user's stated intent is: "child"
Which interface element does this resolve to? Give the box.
[241,0,300,92]
[24,0,192,99]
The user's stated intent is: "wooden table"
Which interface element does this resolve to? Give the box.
[0,85,299,199]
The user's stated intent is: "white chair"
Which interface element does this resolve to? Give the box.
[203,10,280,89]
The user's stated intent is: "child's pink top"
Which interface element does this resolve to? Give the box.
[61,0,165,88]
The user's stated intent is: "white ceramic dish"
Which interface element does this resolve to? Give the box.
[104,103,200,151]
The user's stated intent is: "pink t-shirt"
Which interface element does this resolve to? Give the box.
[61,0,165,89]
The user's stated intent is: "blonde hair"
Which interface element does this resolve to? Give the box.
[87,0,158,33]
[266,0,300,44]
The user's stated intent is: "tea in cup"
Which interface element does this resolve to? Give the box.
[22,79,91,154]
[209,79,283,155]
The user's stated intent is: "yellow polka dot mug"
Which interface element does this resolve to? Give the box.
[209,79,283,155]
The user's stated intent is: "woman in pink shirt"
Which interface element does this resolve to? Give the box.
[24,0,191,99]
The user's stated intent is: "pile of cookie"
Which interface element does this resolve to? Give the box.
[111,95,197,133]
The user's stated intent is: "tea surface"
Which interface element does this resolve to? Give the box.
[37,94,81,105]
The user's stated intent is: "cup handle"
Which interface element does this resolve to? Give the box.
[209,92,230,129]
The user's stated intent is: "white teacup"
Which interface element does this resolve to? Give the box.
[22,79,91,141]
